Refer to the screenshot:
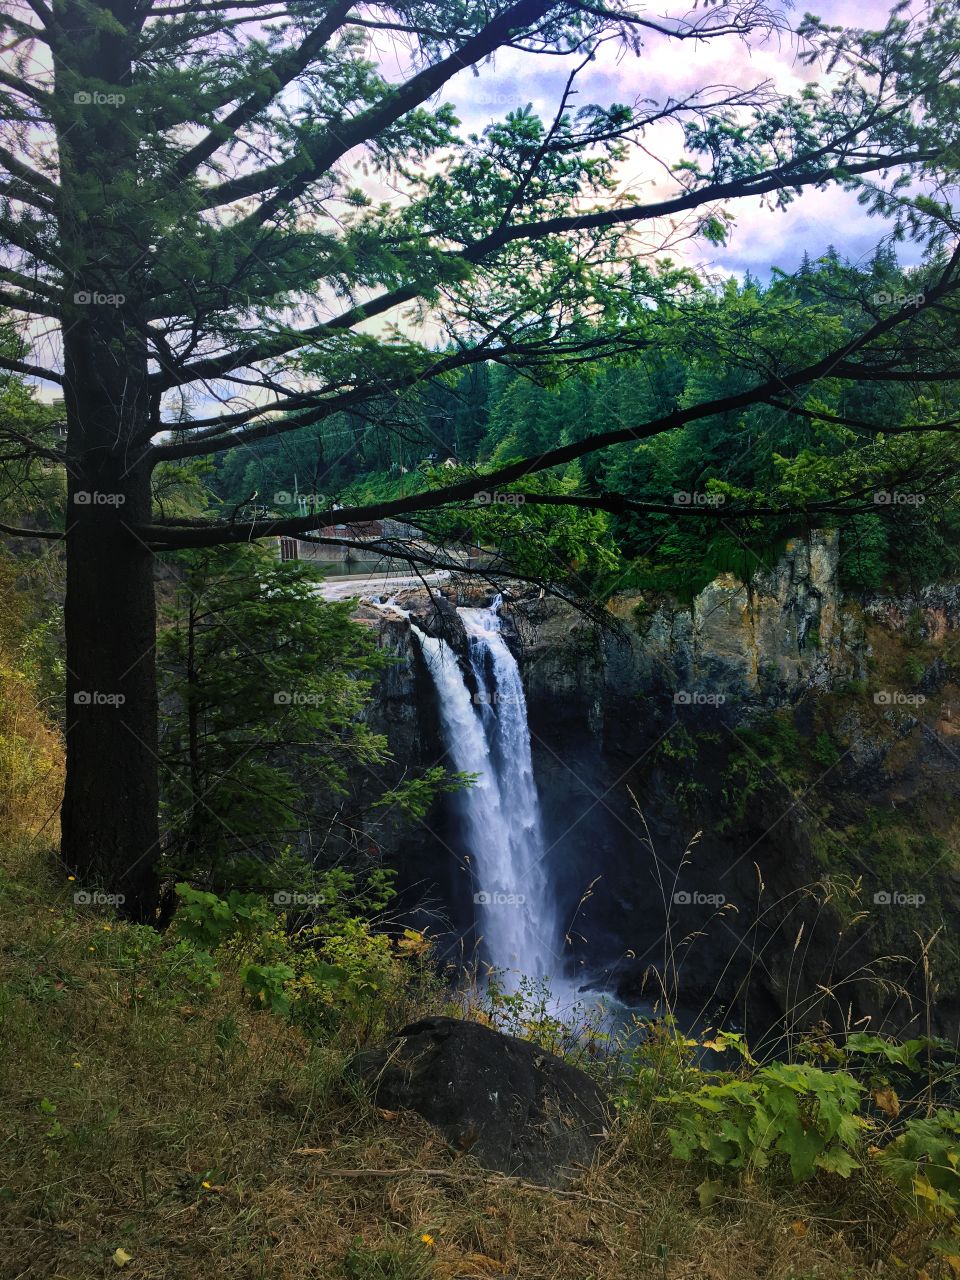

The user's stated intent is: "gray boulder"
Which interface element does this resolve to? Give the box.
[348,1015,610,1186]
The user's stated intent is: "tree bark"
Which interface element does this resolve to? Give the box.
[59,316,161,920]
[52,4,164,920]
[62,498,161,920]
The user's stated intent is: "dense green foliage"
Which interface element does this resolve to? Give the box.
[663,1060,868,1182]
[158,543,466,886]
[170,874,433,1033]
[209,248,960,598]
[158,544,386,877]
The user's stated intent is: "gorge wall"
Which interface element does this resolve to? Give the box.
[356,532,960,1040]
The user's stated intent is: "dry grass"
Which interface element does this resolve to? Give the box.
[0,561,63,842]
[0,845,944,1280]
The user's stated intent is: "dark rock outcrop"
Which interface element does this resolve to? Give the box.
[348,1016,610,1186]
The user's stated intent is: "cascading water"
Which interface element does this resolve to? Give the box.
[411,597,562,985]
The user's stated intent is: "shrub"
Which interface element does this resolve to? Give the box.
[173,883,274,949]
[660,1060,867,1182]
[170,878,437,1041]
[811,730,841,768]
[875,1109,960,1222]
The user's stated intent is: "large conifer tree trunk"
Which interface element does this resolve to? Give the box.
[61,493,161,920]
[60,317,161,918]
[53,3,161,919]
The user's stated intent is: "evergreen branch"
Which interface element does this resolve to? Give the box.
[153,150,942,391]
[0,69,50,107]
[169,0,356,184]
[196,0,556,215]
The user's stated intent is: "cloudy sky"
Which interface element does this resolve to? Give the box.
[417,0,920,283]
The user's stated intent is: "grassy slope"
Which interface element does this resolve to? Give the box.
[0,844,942,1280]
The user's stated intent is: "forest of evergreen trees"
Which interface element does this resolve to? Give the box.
[209,249,960,598]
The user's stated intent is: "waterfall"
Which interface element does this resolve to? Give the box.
[411,597,561,984]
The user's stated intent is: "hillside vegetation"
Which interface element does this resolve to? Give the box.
[2,845,959,1280]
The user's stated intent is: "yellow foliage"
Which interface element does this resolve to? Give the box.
[397,928,431,957]
[874,1086,901,1119]
[0,562,63,834]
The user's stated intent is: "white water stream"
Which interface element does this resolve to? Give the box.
[367,591,657,1035]
[410,597,562,984]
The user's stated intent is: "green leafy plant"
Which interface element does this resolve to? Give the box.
[616,1015,705,1110]
[173,883,273,950]
[843,1032,929,1072]
[240,962,298,1015]
[171,877,437,1038]
[661,1060,867,1182]
[875,1110,960,1224]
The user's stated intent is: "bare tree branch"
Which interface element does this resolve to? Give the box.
[0,351,62,382]
[0,519,63,539]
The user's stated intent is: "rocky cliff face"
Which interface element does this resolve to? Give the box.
[515,530,862,736]
[358,537,960,1040]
